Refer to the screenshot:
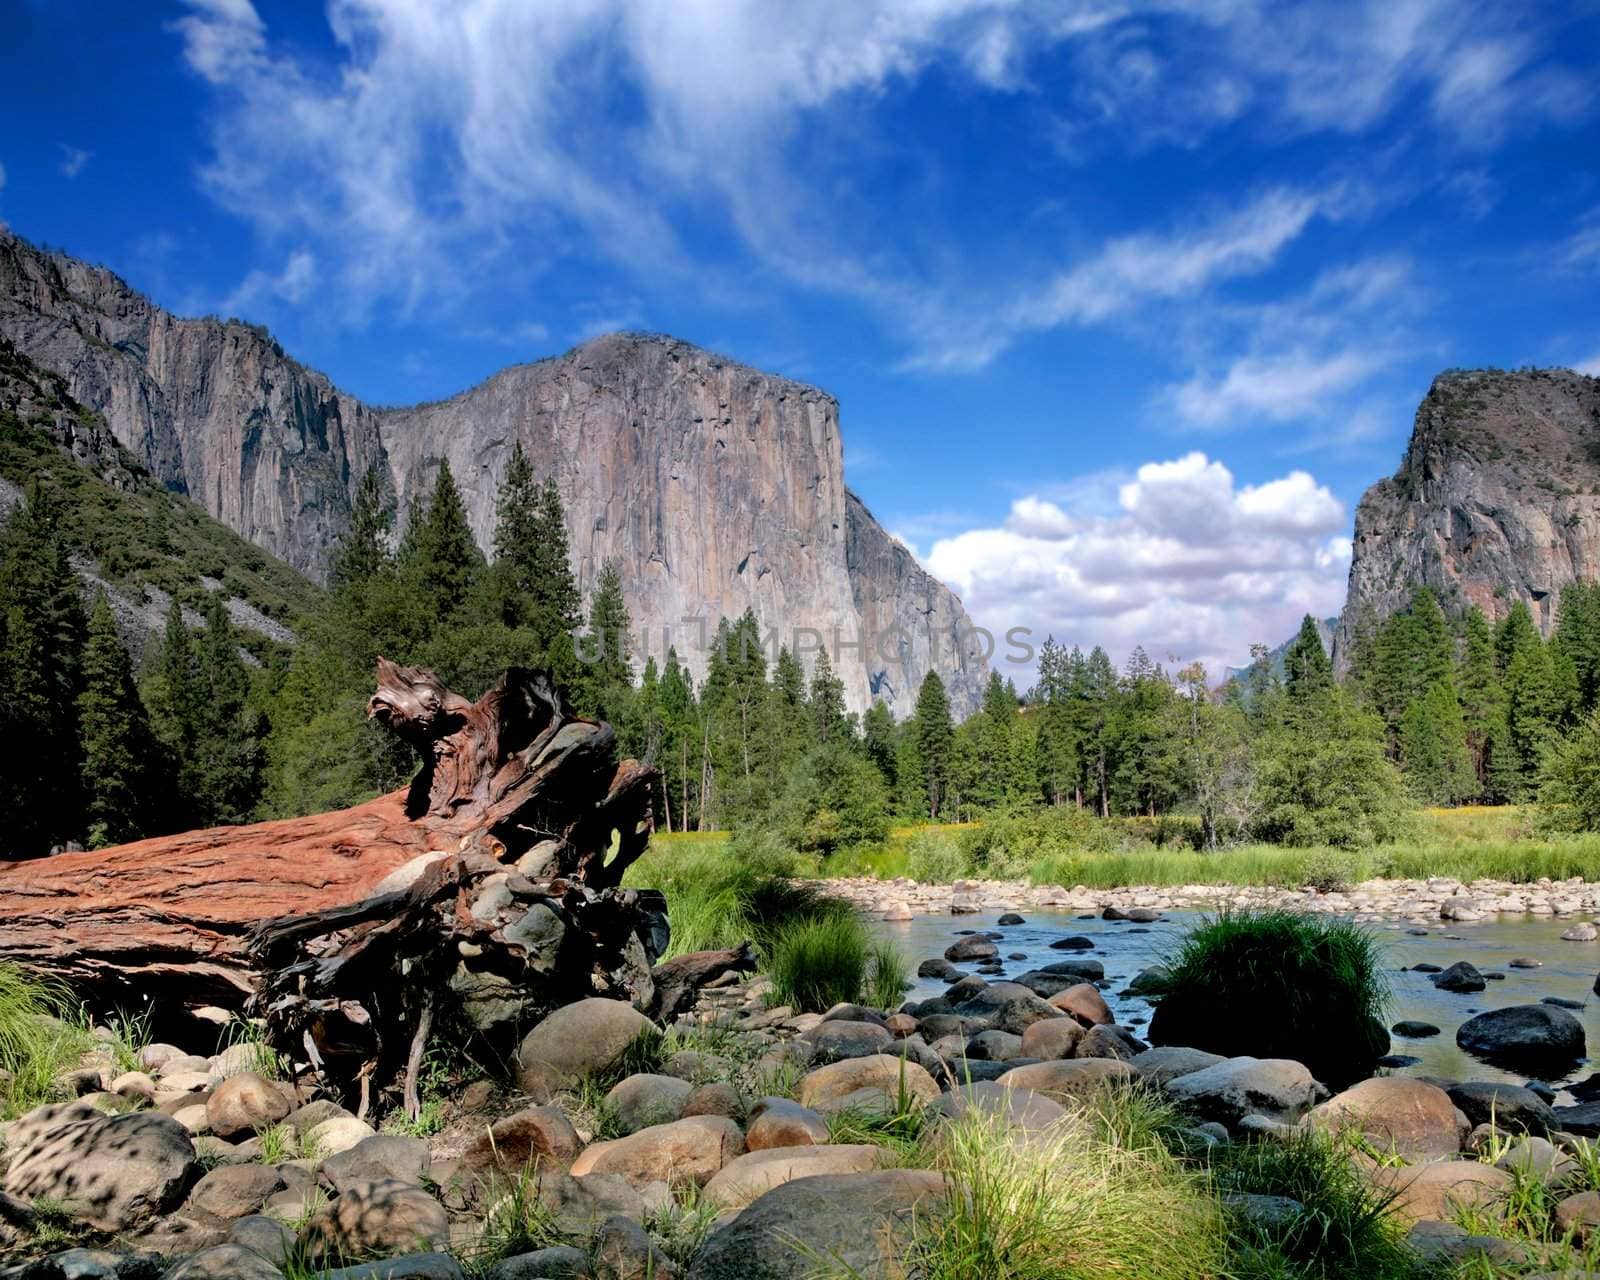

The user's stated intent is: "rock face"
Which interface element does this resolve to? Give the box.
[1334,367,1600,666]
[0,233,986,715]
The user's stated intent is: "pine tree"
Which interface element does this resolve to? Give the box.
[657,648,698,832]
[1032,636,1076,806]
[333,467,391,587]
[1457,606,1502,794]
[529,479,582,652]
[77,592,164,846]
[862,699,898,791]
[580,560,634,721]
[913,671,954,820]
[1495,600,1540,672]
[1283,615,1333,704]
[1503,638,1561,798]
[1555,582,1600,715]
[403,460,482,621]
[191,593,265,824]
[0,483,87,853]
[808,648,849,746]
[1399,678,1477,805]
[773,646,806,709]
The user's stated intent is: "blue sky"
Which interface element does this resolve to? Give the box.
[3,0,1599,674]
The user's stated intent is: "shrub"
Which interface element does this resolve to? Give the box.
[906,829,969,882]
[1147,912,1390,1089]
[1212,1132,1413,1280]
[888,1100,1225,1280]
[1539,709,1600,833]
[767,743,891,856]
[766,915,869,1012]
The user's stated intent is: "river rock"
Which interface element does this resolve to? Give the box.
[303,1178,449,1257]
[185,1164,285,1219]
[1447,1082,1557,1135]
[994,1058,1133,1102]
[1392,1020,1440,1038]
[702,1144,891,1210]
[605,1075,694,1135]
[321,1135,432,1194]
[569,1116,744,1189]
[1163,1057,1325,1126]
[1431,962,1486,993]
[801,1020,893,1064]
[1456,1005,1586,1070]
[745,1098,829,1150]
[490,1245,590,1279]
[796,1055,940,1115]
[2,1102,198,1231]
[1562,923,1599,941]
[1049,983,1113,1026]
[515,999,658,1096]
[1309,1077,1460,1160]
[1374,1161,1512,1226]
[686,1169,946,1280]
[164,1245,285,1279]
[1130,1047,1226,1087]
[462,1106,583,1174]
[205,1072,290,1139]
[1018,1017,1083,1060]
[1075,1024,1148,1060]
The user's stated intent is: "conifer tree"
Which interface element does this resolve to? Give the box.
[192,593,265,824]
[1555,582,1600,715]
[580,560,634,721]
[658,648,698,832]
[0,483,87,853]
[529,478,582,654]
[808,648,849,745]
[1457,606,1502,793]
[333,467,391,587]
[1399,678,1477,805]
[404,460,482,621]
[77,592,163,846]
[773,646,806,709]
[913,671,954,820]
[1283,615,1333,704]
[1495,600,1540,672]
[862,699,898,791]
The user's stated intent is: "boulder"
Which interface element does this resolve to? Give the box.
[1075,1024,1148,1060]
[1431,962,1486,993]
[745,1098,829,1150]
[681,1082,743,1122]
[1129,1047,1225,1087]
[801,1020,893,1064]
[592,1213,676,1280]
[303,1178,449,1258]
[163,1245,284,1279]
[514,999,658,1096]
[1373,1161,1511,1226]
[605,1075,694,1134]
[489,1245,589,1278]
[320,1135,431,1195]
[949,982,1061,1035]
[1018,1018,1083,1061]
[685,1170,946,1280]
[1447,1082,1557,1136]
[1050,983,1113,1027]
[994,1058,1134,1103]
[702,1144,891,1209]
[2,1101,198,1232]
[928,1081,1067,1132]
[205,1073,290,1140]
[1554,1190,1600,1241]
[963,1030,1022,1062]
[229,1215,296,1267]
[305,1115,377,1157]
[461,1107,583,1175]
[944,938,998,962]
[1456,1005,1586,1071]
[322,1254,465,1279]
[1391,1020,1440,1039]
[186,1164,285,1219]
[1309,1078,1460,1160]
[796,1055,940,1114]
[568,1116,745,1189]
[1163,1057,1325,1126]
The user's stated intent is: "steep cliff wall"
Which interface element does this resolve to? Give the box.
[1334,367,1600,667]
[0,234,986,715]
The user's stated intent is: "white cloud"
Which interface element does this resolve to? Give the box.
[926,451,1350,679]
[1577,350,1600,377]
[221,248,318,314]
[167,0,1587,335]
[59,146,92,179]
[1169,349,1390,426]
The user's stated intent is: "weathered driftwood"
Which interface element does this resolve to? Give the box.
[0,660,660,1016]
[648,943,758,1021]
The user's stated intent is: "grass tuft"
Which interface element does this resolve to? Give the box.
[0,962,91,1120]
[1148,911,1390,1089]
[765,915,868,1013]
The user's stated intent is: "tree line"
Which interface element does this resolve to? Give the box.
[8,436,1600,856]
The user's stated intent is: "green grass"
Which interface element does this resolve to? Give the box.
[0,962,91,1120]
[883,1095,1225,1280]
[766,916,869,1013]
[1210,1132,1415,1280]
[864,939,909,1010]
[1149,912,1390,1089]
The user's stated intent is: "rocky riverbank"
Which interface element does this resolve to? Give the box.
[4,929,1600,1278]
[824,875,1600,923]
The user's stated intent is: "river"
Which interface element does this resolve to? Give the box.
[871,907,1600,1098]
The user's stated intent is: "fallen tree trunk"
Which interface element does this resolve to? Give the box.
[0,660,661,1015]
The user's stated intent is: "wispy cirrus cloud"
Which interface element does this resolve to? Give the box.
[59,146,91,179]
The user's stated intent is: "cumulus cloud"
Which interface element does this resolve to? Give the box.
[924,452,1350,681]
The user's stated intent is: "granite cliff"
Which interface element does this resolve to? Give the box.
[1334,366,1600,667]
[0,233,985,715]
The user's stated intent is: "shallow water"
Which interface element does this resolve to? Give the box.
[871,907,1600,1102]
